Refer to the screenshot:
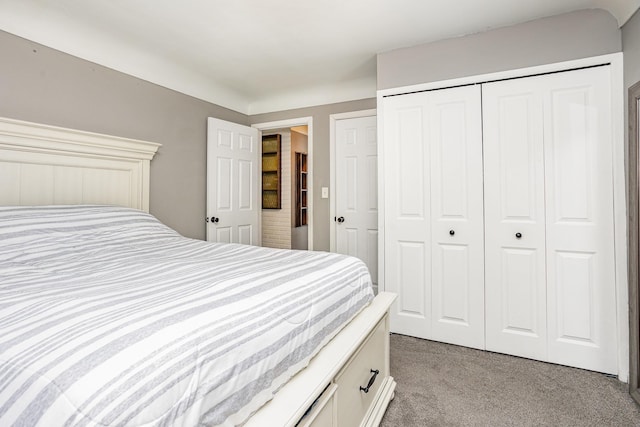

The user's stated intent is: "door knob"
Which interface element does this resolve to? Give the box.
[208,216,219,223]
[515,232,522,239]
[449,230,455,236]
[336,216,345,223]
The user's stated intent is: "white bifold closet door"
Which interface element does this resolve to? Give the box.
[383,85,485,349]
[482,76,548,361]
[483,66,617,374]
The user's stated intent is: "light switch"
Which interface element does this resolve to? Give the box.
[321,187,329,198]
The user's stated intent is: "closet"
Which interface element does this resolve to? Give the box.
[381,64,618,374]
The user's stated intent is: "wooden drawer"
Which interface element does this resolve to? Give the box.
[298,384,336,427]
[335,316,387,427]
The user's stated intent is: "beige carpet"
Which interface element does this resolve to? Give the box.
[380,334,640,426]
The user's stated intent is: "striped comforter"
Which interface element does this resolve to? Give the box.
[0,205,374,427]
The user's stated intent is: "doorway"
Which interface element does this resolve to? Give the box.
[629,79,640,405]
[252,117,313,250]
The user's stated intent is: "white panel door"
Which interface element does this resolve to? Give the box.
[542,67,617,374]
[483,80,548,361]
[206,117,260,245]
[335,116,379,291]
[483,66,617,374]
[428,86,485,350]
[382,92,432,339]
[382,86,484,345]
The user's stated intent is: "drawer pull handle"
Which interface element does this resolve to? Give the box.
[360,369,379,393]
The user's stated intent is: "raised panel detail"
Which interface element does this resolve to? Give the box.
[498,94,538,221]
[436,102,467,218]
[367,155,377,211]
[345,128,357,145]
[550,88,591,222]
[397,108,424,218]
[434,244,469,324]
[366,126,376,145]
[367,229,378,285]
[218,130,232,148]
[217,157,232,211]
[346,156,357,211]
[398,241,426,316]
[238,159,252,210]
[238,225,253,245]
[554,251,595,344]
[216,227,231,243]
[346,228,358,257]
[239,134,253,152]
[501,247,540,336]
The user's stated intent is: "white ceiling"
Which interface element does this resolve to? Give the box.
[1,0,639,115]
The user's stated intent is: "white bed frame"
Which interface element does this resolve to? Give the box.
[0,117,396,427]
[0,117,160,211]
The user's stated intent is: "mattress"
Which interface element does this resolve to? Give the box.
[0,205,374,426]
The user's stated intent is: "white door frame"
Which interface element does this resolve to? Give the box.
[329,109,377,252]
[252,117,314,250]
[377,52,627,381]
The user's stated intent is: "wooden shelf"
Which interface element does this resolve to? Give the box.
[295,151,308,226]
[262,135,281,209]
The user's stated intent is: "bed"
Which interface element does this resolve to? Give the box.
[0,117,396,427]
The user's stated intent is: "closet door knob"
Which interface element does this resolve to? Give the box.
[449,230,455,236]
[515,232,522,239]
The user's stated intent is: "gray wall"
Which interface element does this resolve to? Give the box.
[623,8,640,146]
[0,30,248,240]
[623,8,640,391]
[625,9,640,83]
[250,98,376,251]
[377,9,621,90]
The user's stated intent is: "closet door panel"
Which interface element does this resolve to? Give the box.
[382,94,431,339]
[500,247,542,333]
[429,86,485,349]
[543,67,617,374]
[483,82,548,361]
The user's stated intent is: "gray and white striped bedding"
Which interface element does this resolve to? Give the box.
[0,205,374,427]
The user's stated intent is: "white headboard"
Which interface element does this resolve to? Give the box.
[0,117,161,212]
